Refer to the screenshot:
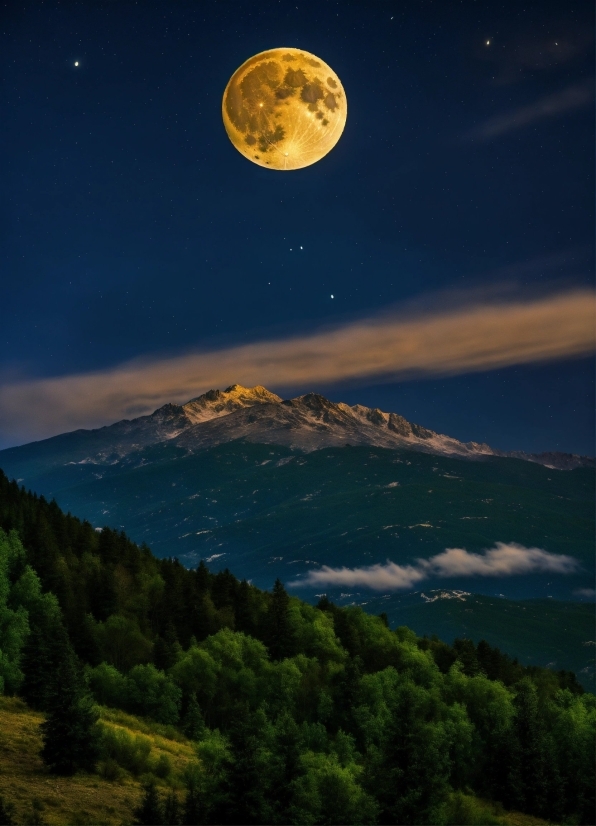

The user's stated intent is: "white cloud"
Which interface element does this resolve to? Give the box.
[464,82,593,141]
[297,561,428,591]
[292,542,580,591]
[422,542,579,577]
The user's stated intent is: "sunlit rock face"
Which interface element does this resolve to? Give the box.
[0,384,592,477]
[222,48,347,170]
[182,384,282,424]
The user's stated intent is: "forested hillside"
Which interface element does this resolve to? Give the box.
[0,468,594,825]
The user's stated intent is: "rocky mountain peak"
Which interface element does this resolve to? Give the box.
[182,383,282,424]
[290,393,343,413]
[151,402,186,419]
[4,383,590,474]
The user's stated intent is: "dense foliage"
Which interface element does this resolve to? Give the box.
[0,468,594,824]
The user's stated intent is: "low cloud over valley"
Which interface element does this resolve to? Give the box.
[293,542,580,591]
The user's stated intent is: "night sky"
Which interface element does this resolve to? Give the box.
[2,0,594,453]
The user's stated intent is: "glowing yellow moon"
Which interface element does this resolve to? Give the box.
[222,48,347,170]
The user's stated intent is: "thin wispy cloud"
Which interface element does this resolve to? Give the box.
[292,543,580,591]
[573,588,596,599]
[465,82,593,141]
[0,286,593,445]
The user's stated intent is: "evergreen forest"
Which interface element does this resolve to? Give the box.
[0,468,594,825]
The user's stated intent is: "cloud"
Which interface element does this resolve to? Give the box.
[293,542,580,591]
[422,542,580,577]
[295,561,428,591]
[0,286,594,444]
[464,82,593,140]
[573,588,596,599]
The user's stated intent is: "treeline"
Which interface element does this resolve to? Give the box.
[0,468,594,825]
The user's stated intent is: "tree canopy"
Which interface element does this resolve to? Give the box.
[0,467,593,823]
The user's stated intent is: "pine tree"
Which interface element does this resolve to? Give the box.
[163,790,180,826]
[154,621,181,671]
[333,655,363,736]
[181,693,206,741]
[134,781,164,826]
[506,678,550,817]
[182,783,202,826]
[234,579,255,636]
[213,709,273,825]
[369,682,451,825]
[270,711,301,821]
[40,641,100,775]
[265,579,296,661]
[20,600,67,711]
[195,560,210,592]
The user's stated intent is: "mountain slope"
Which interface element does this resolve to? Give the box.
[0,697,195,826]
[0,385,593,680]
[5,441,592,603]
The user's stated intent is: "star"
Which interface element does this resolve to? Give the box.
[74,61,79,66]
[331,294,334,299]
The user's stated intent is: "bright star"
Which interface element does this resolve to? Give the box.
[485,40,490,46]
[74,61,79,66]
[331,294,334,299]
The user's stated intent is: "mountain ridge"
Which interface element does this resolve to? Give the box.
[0,383,591,478]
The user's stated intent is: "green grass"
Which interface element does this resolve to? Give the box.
[0,696,195,825]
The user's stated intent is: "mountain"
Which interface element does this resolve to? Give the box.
[0,390,593,690]
[0,384,593,611]
[0,385,592,489]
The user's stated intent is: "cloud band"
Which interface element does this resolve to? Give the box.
[0,286,594,444]
[465,82,593,140]
[292,542,581,591]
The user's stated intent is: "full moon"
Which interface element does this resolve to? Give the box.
[222,48,347,171]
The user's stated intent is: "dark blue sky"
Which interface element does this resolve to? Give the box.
[2,0,594,453]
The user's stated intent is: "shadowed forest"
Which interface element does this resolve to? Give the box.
[0,468,593,825]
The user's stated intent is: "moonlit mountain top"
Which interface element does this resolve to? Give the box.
[171,389,498,460]
[0,384,592,476]
[182,385,282,423]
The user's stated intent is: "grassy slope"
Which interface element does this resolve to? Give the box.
[0,696,553,826]
[0,697,195,826]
